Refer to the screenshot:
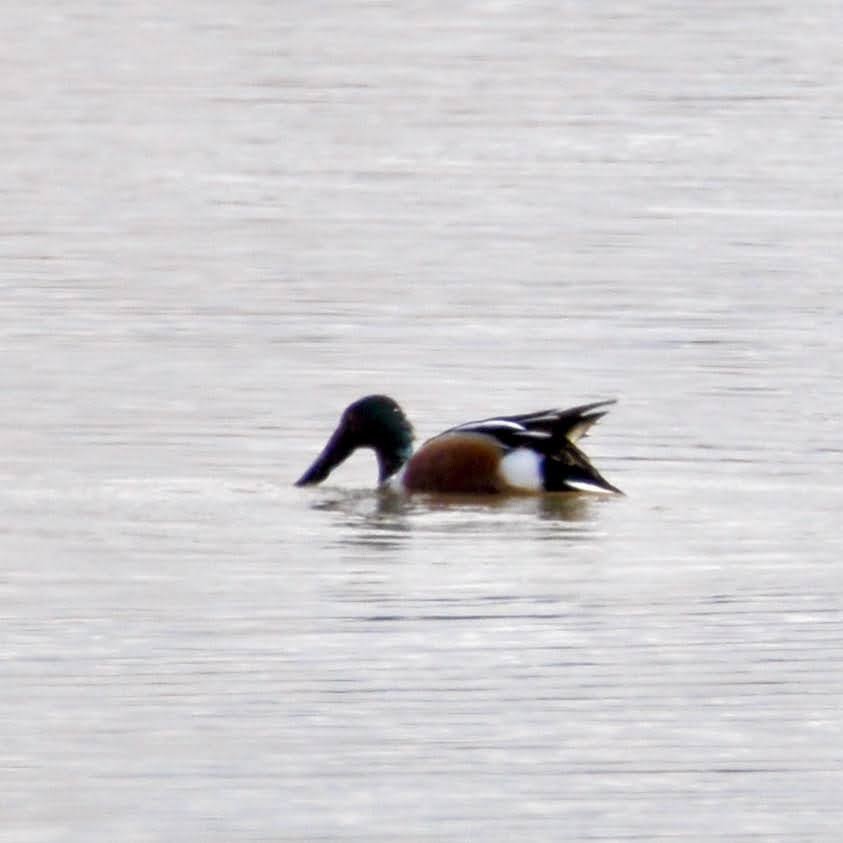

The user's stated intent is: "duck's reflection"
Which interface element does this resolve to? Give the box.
[303,486,616,551]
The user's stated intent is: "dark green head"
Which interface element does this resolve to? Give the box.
[295,395,415,487]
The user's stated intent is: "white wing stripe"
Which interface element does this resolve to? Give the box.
[452,419,524,431]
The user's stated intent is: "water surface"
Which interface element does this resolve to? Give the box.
[2,2,843,840]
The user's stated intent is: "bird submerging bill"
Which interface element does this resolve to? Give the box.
[296,395,622,495]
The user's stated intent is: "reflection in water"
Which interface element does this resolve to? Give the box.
[306,486,608,521]
[301,485,617,552]
[307,486,607,519]
[536,492,599,522]
[306,488,413,550]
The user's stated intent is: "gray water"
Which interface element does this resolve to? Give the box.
[3,2,843,840]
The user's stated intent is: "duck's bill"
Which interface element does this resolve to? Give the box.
[295,426,355,486]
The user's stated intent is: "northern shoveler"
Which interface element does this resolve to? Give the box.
[296,395,623,495]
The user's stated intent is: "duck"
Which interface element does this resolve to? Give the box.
[296,394,622,495]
